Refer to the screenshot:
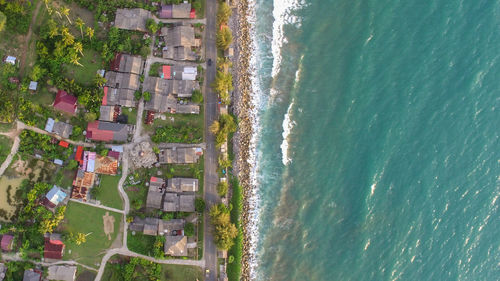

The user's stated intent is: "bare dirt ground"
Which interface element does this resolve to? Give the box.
[102,211,115,240]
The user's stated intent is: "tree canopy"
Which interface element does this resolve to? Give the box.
[216,27,233,51]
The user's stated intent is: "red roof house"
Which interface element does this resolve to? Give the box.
[44,235,65,260]
[86,121,128,142]
[58,140,69,148]
[53,90,77,115]
[190,8,196,19]
[1,234,14,251]
[162,65,171,79]
[102,86,109,106]
[75,146,84,165]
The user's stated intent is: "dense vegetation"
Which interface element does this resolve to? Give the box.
[0,0,32,34]
[209,203,238,250]
[151,125,203,143]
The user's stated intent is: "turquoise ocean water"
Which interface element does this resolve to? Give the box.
[248,0,500,280]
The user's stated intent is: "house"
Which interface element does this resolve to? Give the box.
[44,233,65,260]
[163,193,195,212]
[53,90,78,115]
[53,122,73,139]
[105,71,140,91]
[1,235,14,252]
[160,65,171,79]
[143,77,200,114]
[158,147,203,164]
[47,265,77,281]
[110,53,143,75]
[58,140,69,148]
[45,118,55,132]
[94,155,118,175]
[108,150,120,160]
[29,81,38,92]
[129,217,185,236]
[164,235,187,256]
[0,263,6,281]
[42,185,67,209]
[159,3,195,19]
[162,25,200,61]
[4,56,16,65]
[146,177,165,209]
[167,178,198,192]
[99,105,120,122]
[86,121,129,142]
[22,269,42,281]
[75,146,84,165]
[114,8,152,32]
[72,170,95,201]
[164,66,198,81]
[102,86,136,108]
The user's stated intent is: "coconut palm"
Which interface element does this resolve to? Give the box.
[43,0,51,9]
[85,26,94,40]
[75,17,84,38]
[60,7,72,24]
[47,19,58,38]
[69,52,82,66]
[216,27,233,51]
[73,41,84,56]
[61,27,74,46]
[217,57,232,73]
[210,120,220,135]
[93,75,106,87]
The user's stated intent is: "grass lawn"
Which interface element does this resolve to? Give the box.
[102,255,203,281]
[121,107,138,125]
[0,135,13,165]
[125,184,148,210]
[149,62,163,77]
[144,106,204,138]
[127,232,156,256]
[0,123,14,132]
[64,49,104,86]
[28,86,55,106]
[62,202,122,267]
[96,175,123,210]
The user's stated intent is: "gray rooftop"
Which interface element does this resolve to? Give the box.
[47,265,77,281]
[167,178,199,193]
[164,235,187,256]
[105,71,140,91]
[52,121,73,139]
[114,8,151,32]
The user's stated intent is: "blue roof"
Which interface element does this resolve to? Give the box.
[45,118,55,133]
[46,185,67,205]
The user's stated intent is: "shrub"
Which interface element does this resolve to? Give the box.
[195,197,205,213]
[191,89,203,103]
[216,27,233,50]
[217,182,228,197]
[184,222,195,237]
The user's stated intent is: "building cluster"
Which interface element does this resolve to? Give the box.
[71,146,121,201]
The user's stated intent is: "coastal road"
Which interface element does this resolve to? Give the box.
[203,0,220,280]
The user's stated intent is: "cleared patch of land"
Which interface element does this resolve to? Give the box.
[64,49,104,86]
[62,201,122,267]
[95,175,123,210]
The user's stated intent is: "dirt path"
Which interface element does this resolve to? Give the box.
[19,0,43,76]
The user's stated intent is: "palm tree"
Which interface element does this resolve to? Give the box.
[43,0,51,10]
[85,27,94,40]
[217,57,232,73]
[93,75,106,87]
[75,17,84,38]
[73,41,84,56]
[60,7,72,24]
[61,27,74,46]
[48,19,58,38]
[216,27,233,51]
[69,52,82,66]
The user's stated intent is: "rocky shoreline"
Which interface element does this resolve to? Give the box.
[230,0,254,280]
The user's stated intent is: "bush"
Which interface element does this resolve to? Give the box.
[195,197,205,213]
[184,222,195,237]
[216,27,233,50]
[217,2,232,26]
[217,182,228,197]
[191,89,203,103]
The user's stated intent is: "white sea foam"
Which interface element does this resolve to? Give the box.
[271,0,307,78]
[281,101,296,165]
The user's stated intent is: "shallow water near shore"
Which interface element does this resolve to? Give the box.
[247,0,500,280]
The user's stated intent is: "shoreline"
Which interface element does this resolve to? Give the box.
[230,0,255,280]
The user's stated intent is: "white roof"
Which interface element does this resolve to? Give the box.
[45,118,55,133]
[29,81,38,90]
[183,66,197,74]
[97,69,105,77]
[181,73,197,81]
[5,56,16,64]
[111,145,124,152]
[54,159,63,165]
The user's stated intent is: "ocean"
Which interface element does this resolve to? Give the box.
[246,0,500,280]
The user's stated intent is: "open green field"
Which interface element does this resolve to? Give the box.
[26,85,55,106]
[62,202,122,267]
[127,232,156,256]
[102,255,203,281]
[96,175,123,210]
[64,49,104,86]
[125,184,148,211]
[145,106,204,137]
[0,135,13,164]
[121,107,138,125]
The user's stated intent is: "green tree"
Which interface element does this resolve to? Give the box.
[143,91,151,102]
[195,197,205,213]
[217,181,228,197]
[85,26,94,40]
[29,65,46,82]
[216,27,233,50]
[146,18,159,34]
[209,204,237,250]
[0,11,6,32]
[134,90,142,101]
[93,74,106,87]
[212,71,233,104]
[184,222,195,237]
[84,112,97,122]
[210,120,220,135]
[75,17,85,38]
[191,89,203,103]
[66,160,78,170]
[217,2,232,26]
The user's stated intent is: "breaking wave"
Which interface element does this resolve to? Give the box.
[281,101,296,165]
